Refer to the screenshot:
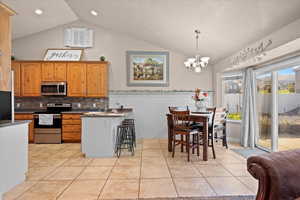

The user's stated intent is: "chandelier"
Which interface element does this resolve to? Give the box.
[184,30,210,73]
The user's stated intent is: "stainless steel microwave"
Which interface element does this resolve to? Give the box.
[41,82,67,96]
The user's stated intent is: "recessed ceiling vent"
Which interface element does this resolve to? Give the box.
[64,28,93,48]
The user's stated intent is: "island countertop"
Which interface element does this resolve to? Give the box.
[0,120,31,128]
[81,108,133,118]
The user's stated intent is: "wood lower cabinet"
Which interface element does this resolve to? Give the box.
[11,61,21,96]
[21,62,41,96]
[15,113,34,143]
[86,63,108,97]
[62,114,81,142]
[67,63,87,97]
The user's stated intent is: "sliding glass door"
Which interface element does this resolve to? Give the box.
[256,73,273,151]
[254,56,300,152]
[277,67,300,151]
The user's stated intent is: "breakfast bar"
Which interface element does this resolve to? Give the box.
[81,110,133,158]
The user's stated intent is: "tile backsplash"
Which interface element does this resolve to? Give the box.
[15,97,108,111]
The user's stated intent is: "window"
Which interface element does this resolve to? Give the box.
[222,73,243,120]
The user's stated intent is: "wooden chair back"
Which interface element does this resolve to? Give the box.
[213,107,227,126]
[171,110,191,131]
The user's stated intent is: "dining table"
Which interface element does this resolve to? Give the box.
[166,112,212,161]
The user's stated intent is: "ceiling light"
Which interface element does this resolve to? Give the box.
[184,30,210,73]
[90,10,98,16]
[34,9,43,15]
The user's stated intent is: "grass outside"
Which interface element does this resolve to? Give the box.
[227,113,242,120]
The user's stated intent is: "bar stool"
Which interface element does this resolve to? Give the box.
[115,125,135,157]
[122,119,136,147]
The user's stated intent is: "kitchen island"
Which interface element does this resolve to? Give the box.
[0,121,29,200]
[81,110,133,158]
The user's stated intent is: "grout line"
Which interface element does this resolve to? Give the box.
[137,140,143,199]
[194,166,219,196]
[162,141,179,198]
[96,155,119,200]
[54,150,89,199]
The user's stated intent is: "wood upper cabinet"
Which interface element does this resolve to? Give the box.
[86,63,108,97]
[41,62,54,81]
[13,61,107,97]
[67,62,86,97]
[42,62,66,81]
[54,63,67,81]
[11,61,21,96]
[21,62,41,96]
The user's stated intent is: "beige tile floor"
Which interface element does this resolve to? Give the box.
[3,139,257,200]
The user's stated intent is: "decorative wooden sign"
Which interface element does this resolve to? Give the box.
[230,39,272,66]
[43,48,83,61]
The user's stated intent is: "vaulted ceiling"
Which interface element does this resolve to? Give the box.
[4,0,300,62]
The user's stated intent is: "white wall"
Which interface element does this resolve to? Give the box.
[109,91,213,139]
[12,20,212,91]
[226,122,241,143]
[213,18,300,106]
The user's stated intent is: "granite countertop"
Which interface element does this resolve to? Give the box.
[15,109,45,114]
[82,112,126,117]
[81,109,133,118]
[0,120,32,128]
[61,109,99,114]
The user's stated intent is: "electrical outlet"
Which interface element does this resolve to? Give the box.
[93,103,97,108]
[0,71,2,81]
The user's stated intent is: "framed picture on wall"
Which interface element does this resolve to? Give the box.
[43,48,83,61]
[126,51,169,87]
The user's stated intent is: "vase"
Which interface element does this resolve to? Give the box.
[195,100,207,112]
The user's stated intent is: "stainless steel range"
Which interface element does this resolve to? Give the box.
[33,103,72,144]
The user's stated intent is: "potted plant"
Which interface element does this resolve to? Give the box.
[100,56,106,61]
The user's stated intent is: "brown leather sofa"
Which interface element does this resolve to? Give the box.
[247,149,300,200]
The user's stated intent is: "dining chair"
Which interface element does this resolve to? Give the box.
[171,110,200,162]
[193,107,228,158]
[192,107,217,159]
[212,107,228,149]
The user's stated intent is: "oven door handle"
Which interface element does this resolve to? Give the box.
[33,114,61,119]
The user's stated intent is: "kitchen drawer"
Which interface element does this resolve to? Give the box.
[15,114,33,120]
[62,114,82,120]
[62,125,81,132]
[62,132,81,142]
[62,119,81,125]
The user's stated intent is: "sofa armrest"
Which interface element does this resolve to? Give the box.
[247,149,300,200]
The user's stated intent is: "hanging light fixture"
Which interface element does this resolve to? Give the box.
[184,30,210,73]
